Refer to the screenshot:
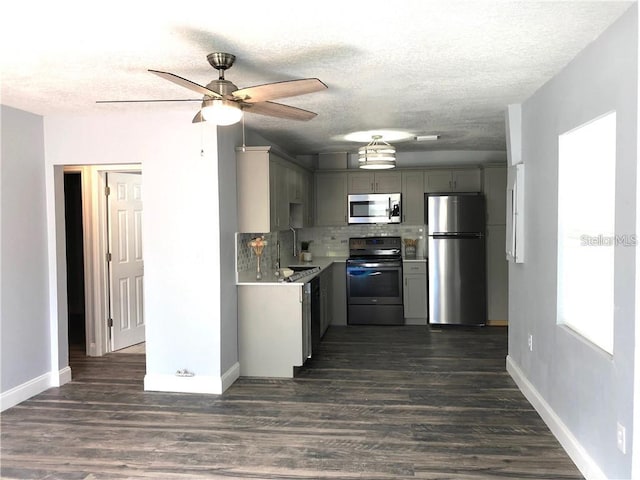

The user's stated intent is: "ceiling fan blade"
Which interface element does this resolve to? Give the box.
[244,101,317,121]
[96,99,201,104]
[148,69,222,99]
[233,78,327,103]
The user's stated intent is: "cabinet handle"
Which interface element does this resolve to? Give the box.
[371,182,374,191]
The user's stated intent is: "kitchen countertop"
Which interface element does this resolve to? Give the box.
[236,256,347,285]
[237,255,426,285]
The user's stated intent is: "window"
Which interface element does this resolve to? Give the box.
[557,112,616,354]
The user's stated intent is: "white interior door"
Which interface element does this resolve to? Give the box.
[108,172,145,351]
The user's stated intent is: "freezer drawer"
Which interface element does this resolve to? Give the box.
[428,236,486,325]
[427,193,485,234]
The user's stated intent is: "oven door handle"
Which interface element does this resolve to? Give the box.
[348,269,384,277]
[348,262,401,269]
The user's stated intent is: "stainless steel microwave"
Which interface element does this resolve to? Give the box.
[348,193,401,224]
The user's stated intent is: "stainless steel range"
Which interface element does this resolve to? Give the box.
[346,236,404,325]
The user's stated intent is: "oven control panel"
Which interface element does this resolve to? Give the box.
[349,236,401,249]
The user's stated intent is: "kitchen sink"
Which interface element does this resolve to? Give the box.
[288,265,317,272]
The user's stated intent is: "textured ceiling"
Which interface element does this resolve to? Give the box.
[0,1,634,155]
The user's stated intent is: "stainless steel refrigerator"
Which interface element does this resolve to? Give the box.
[426,193,487,326]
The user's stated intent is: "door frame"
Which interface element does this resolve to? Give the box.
[63,164,141,357]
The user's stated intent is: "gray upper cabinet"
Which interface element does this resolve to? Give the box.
[401,171,425,224]
[424,168,481,193]
[272,161,289,231]
[315,172,348,226]
[482,165,507,225]
[348,171,402,193]
[236,146,311,233]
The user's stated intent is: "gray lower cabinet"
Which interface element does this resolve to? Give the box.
[238,285,309,378]
[319,268,332,337]
[403,261,428,324]
[331,262,347,326]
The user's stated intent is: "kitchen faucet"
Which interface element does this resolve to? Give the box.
[290,226,297,258]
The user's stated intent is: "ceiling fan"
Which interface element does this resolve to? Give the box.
[98,52,328,125]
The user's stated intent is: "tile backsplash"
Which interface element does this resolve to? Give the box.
[237,224,426,273]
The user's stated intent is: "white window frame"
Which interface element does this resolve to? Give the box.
[557,111,616,354]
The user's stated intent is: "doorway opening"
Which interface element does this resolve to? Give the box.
[62,165,144,359]
[64,172,86,351]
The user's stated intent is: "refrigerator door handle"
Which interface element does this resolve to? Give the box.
[431,233,483,239]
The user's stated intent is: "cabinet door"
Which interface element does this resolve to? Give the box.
[374,172,402,192]
[331,262,347,326]
[271,161,289,230]
[452,168,481,192]
[269,161,278,230]
[319,269,332,337]
[315,172,348,226]
[348,172,375,193]
[403,274,428,321]
[237,150,271,233]
[303,171,313,227]
[424,170,453,192]
[483,165,507,225]
[486,225,508,323]
[288,167,304,203]
[402,171,425,224]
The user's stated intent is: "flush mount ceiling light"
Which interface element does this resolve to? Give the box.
[345,129,413,143]
[358,135,396,170]
[200,98,244,125]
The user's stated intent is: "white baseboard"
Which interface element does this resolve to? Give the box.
[1,366,72,412]
[221,362,240,392]
[506,355,606,480]
[55,366,72,387]
[144,363,240,395]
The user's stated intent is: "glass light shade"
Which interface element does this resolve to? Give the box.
[201,99,243,126]
[358,141,396,169]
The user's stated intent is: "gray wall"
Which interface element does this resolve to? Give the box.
[216,124,242,373]
[0,105,51,392]
[509,5,637,478]
[44,111,227,389]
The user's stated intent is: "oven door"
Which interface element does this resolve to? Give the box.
[346,261,403,305]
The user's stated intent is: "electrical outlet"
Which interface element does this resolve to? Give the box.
[527,334,533,352]
[617,422,627,454]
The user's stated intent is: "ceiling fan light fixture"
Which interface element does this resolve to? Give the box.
[358,135,396,169]
[201,98,243,126]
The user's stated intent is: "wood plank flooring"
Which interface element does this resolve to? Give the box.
[1,326,583,479]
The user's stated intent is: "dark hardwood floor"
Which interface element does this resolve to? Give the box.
[1,326,583,479]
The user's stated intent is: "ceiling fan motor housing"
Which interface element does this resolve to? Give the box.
[205,79,239,98]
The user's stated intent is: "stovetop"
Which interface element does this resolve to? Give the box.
[283,266,321,282]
